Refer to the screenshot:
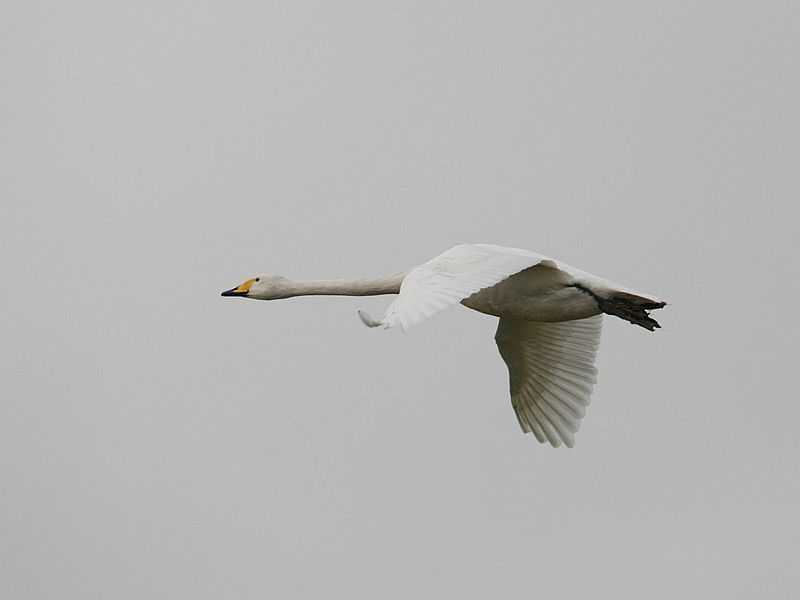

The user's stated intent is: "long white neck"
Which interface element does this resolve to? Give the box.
[278,270,408,298]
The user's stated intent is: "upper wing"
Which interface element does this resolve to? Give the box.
[364,244,553,331]
[495,315,603,448]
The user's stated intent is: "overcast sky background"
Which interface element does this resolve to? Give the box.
[2,2,798,599]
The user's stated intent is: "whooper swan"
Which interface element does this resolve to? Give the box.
[222,244,666,448]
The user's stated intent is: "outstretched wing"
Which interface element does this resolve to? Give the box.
[495,315,603,448]
[361,244,553,331]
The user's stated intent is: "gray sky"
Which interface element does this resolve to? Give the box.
[2,2,798,598]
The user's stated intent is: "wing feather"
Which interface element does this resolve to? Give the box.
[378,244,549,330]
[495,315,603,448]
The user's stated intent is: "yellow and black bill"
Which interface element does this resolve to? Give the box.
[221,278,255,297]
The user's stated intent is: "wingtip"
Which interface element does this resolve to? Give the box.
[357,310,383,328]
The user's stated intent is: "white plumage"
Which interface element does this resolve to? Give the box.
[379,244,548,330]
[222,244,666,448]
[495,316,602,448]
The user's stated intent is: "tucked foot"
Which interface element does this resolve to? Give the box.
[570,284,666,331]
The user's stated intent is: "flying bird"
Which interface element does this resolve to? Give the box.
[222,244,665,448]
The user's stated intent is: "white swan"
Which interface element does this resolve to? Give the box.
[222,244,665,448]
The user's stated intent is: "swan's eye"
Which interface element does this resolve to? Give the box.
[255,278,260,282]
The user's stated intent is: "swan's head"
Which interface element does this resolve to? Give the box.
[221,274,290,300]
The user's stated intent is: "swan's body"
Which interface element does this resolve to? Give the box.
[222,244,665,448]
